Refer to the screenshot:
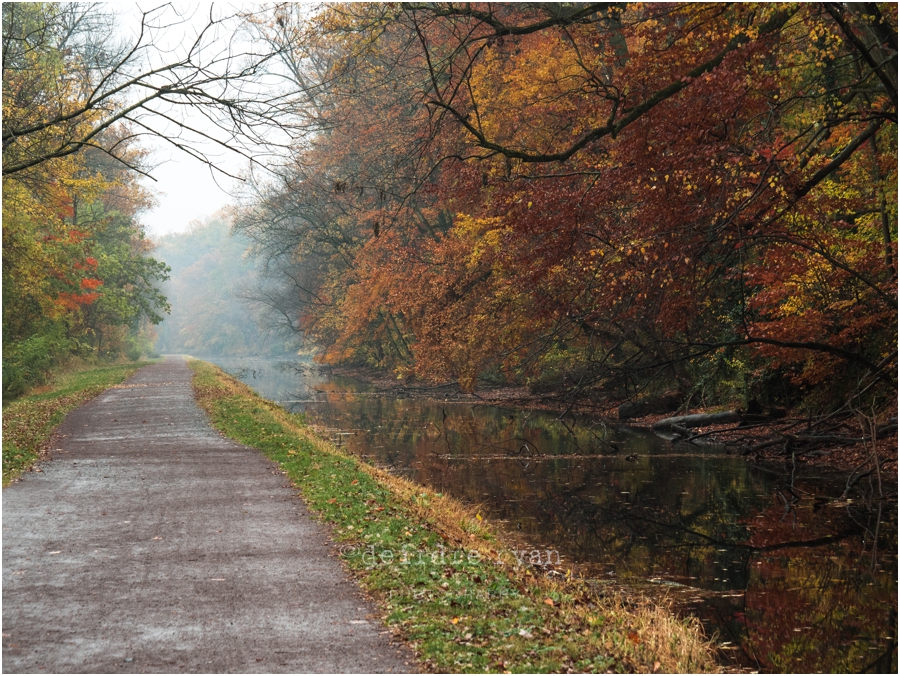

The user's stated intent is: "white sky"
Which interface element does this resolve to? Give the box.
[124,2,269,237]
[140,148,241,238]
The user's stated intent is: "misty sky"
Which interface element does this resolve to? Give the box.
[124,2,257,238]
[139,149,240,238]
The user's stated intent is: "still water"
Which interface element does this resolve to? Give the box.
[211,358,897,672]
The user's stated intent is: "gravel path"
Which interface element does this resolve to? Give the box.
[2,356,414,673]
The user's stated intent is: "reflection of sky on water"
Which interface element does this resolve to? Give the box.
[211,357,897,672]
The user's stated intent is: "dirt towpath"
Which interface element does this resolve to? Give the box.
[2,357,414,673]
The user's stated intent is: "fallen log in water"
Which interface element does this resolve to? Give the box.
[652,411,742,433]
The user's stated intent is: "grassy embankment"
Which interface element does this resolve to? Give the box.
[189,359,717,674]
[2,361,151,486]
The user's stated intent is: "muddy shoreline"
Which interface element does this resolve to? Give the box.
[323,365,898,478]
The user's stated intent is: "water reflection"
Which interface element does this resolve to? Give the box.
[210,358,897,672]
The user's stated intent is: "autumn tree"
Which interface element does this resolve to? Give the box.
[2,2,290,178]
[240,2,897,414]
[236,2,452,368]
[1,117,171,395]
[2,4,173,394]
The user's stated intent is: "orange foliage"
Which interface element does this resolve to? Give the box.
[242,2,896,403]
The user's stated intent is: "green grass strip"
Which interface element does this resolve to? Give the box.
[2,361,151,486]
[189,359,717,674]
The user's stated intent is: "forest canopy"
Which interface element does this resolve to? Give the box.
[234,2,897,414]
[2,3,171,396]
[3,2,896,417]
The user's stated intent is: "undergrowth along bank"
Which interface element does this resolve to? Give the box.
[2,361,151,486]
[189,359,717,674]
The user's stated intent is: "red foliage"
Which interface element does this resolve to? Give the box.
[246,2,897,402]
[56,291,100,309]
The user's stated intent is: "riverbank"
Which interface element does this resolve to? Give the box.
[624,407,899,479]
[2,360,152,486]
[190,359,718,673]
[323,365,898,477]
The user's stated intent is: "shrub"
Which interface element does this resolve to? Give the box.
[2,328,73,399]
